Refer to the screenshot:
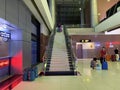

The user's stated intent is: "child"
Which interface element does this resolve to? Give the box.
[90,57,97,69]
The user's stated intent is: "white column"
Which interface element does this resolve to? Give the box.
[49,0,52,15]
[91,0,98,27]
[41,23,49,36]
[48,0,55,28]
[51,0,55,26]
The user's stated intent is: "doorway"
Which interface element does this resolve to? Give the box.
[76,42,95,59]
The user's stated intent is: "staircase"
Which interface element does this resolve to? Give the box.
[44,27,76,76]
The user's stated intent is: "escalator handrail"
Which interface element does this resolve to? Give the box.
[43,29,56,72]
[63,25,76,71]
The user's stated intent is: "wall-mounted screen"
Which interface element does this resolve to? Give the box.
[0,31,11,39]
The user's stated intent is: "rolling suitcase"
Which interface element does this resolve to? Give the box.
[23,70,28,81]
[28,69,35,81]
[102,61,108,70]
[33,67,38,78]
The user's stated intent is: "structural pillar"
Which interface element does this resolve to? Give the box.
[49,0,52,15]
[80,8,85,27]
[47,0,55,28]
[91,0,98,27]
[51,0,55,27]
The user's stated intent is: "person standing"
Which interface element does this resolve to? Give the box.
[114,48,119,61]
[57,23,62,32]
[100,47,106,64]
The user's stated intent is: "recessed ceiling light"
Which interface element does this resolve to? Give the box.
[98,13,101,16]
[107,0,110,2]
[79,8,81,11]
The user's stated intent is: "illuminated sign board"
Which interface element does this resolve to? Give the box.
[80,39,91,43]
[0,60,9,68]
[0,31,11,39]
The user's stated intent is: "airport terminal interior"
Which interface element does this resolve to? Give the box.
[0,0,120,90]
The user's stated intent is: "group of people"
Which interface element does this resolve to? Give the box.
[100,47,119,61]
[90,47,119,69]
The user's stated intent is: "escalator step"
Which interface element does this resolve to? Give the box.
[45,71,76,76]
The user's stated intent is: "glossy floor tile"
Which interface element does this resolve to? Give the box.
[13,59,120,90]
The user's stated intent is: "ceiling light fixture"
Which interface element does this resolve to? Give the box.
[98,13,101,16]
[79,8,82,11]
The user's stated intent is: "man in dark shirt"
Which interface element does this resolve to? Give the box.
[114,48,119,61]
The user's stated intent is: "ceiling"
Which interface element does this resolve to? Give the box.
[56,0,87,25]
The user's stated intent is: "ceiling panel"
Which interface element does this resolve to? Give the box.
[56,0,84,24]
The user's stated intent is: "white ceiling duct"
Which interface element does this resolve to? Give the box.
[23,0,54,31]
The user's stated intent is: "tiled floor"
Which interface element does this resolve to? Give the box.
[13,59,120,90]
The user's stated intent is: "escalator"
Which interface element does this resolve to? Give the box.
[44,27,77,76]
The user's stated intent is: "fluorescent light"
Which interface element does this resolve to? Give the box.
[98,13,101,16]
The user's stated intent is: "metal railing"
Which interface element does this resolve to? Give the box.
[63,25,76,73]
[43,29,56,72]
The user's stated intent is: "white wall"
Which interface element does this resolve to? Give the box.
[52,0,56,27]
[105,28,120,35]
[67,28,103,35]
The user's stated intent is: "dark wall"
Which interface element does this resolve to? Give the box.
[31,15,41,63]
[84,0,91,27]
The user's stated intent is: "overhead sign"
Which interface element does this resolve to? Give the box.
[80,39,91,43]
